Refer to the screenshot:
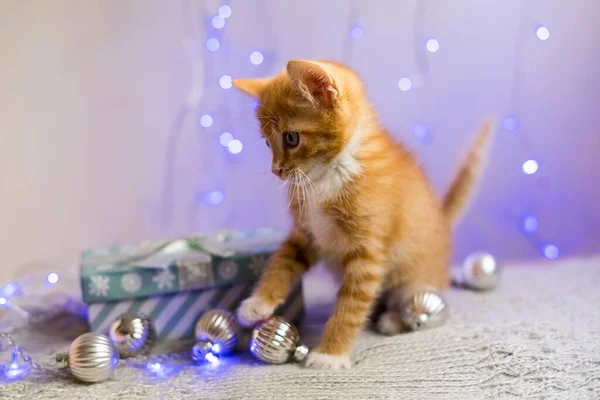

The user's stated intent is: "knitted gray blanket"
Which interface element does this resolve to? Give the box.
[1,256,599,399]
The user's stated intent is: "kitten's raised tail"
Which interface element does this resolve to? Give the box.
[442,118,495,226]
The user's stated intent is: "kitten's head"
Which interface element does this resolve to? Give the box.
[233,60,365,181]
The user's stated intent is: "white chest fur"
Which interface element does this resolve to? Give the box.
[302,125,366,263]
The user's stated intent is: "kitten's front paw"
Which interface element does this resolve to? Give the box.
[237,296,276,327]
[305,351,352,370]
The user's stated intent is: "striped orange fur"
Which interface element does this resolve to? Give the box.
[234,60,494,369]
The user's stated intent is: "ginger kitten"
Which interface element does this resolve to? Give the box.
[233,60,493,369]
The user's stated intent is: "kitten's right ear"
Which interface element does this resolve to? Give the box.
[232,77,271,98]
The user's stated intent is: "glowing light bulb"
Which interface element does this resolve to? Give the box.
[220,132,233,146]
[147,361,163,374]
[206,38,220,52]
[2,349,31,381]
[204,352,220,365]
[426,38,440,52]
[536,26,550,41]
[398,77,412,91]
[218,4,232,19]
[412,123,429,141]
[206,191,224,205]
[522,159,539,175]
[503,116,519,132]
[250,51,264,65]
[523,216,538,233]
[200,114,213,128]
[212,15,225,29]
[351,25,364,40]
[543,244,559,260]
[145,360,174,378]
[47,272,59,284]
[228,139,243,154]
[219,75,233,89]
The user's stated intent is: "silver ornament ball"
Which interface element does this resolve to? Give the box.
[192,309,241,361]
[456,251,499,290]
[57,332,119,383]
[400,290,448,331]
[249,316,309,364]
[109,312,156,358]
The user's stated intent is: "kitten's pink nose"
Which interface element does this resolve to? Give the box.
[272,168,283,178]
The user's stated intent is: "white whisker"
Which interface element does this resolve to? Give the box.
[298,169,318,207]
[287,175,297,210]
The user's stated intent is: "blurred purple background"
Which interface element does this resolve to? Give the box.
[1,0,599,278]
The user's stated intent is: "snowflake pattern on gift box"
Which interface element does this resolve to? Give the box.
[152,269,175,290]
[249,255,269,276]
[217,260,238,280]
[178,260,210,281]
[121,273,142,293]
[89,275,110,297]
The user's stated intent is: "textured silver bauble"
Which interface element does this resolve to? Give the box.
[455,251,499,291]
[109,312,156,358]
[400,291,448,331]
[193,309,241,359]
[56,332,119,383]
[249,316,309,364]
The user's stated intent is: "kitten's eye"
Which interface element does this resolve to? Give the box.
[265,140,270,148]
[283,131,300,148]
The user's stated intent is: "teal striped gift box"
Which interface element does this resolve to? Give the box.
[82,228,305,341]
[87,281,304,341]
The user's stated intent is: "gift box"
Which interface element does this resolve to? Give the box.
[80,229,304,341]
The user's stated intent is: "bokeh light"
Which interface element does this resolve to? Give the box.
[218,5,232,19]
[426,38,440,52]
[523,216,539,233]
[228,139,243,154]
[351,25,364,40]
[412,123,429,141]
[1,282,19,298]
[200,114,213,128]
[47,273,59,284]
[536,26,550,40]
[522,159,539,175]
[220,132,233,146]
[206,191,224,205]
[398,77,412,91]
[503,116,519,132]
[543,244,559,259]
[212,15,225,29]
[219,75,233,89]
[206,38,220,52]
[250,51,264,65]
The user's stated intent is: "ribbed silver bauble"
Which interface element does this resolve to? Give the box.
[249,316,309,364]
[454,251,500,291]
[56,332,119,383]
[191,309,241,361]
[400,291,449,331]
[109,312,156,358]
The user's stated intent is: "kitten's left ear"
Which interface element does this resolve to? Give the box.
[287,60,339,107]
[232,77,272,98]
